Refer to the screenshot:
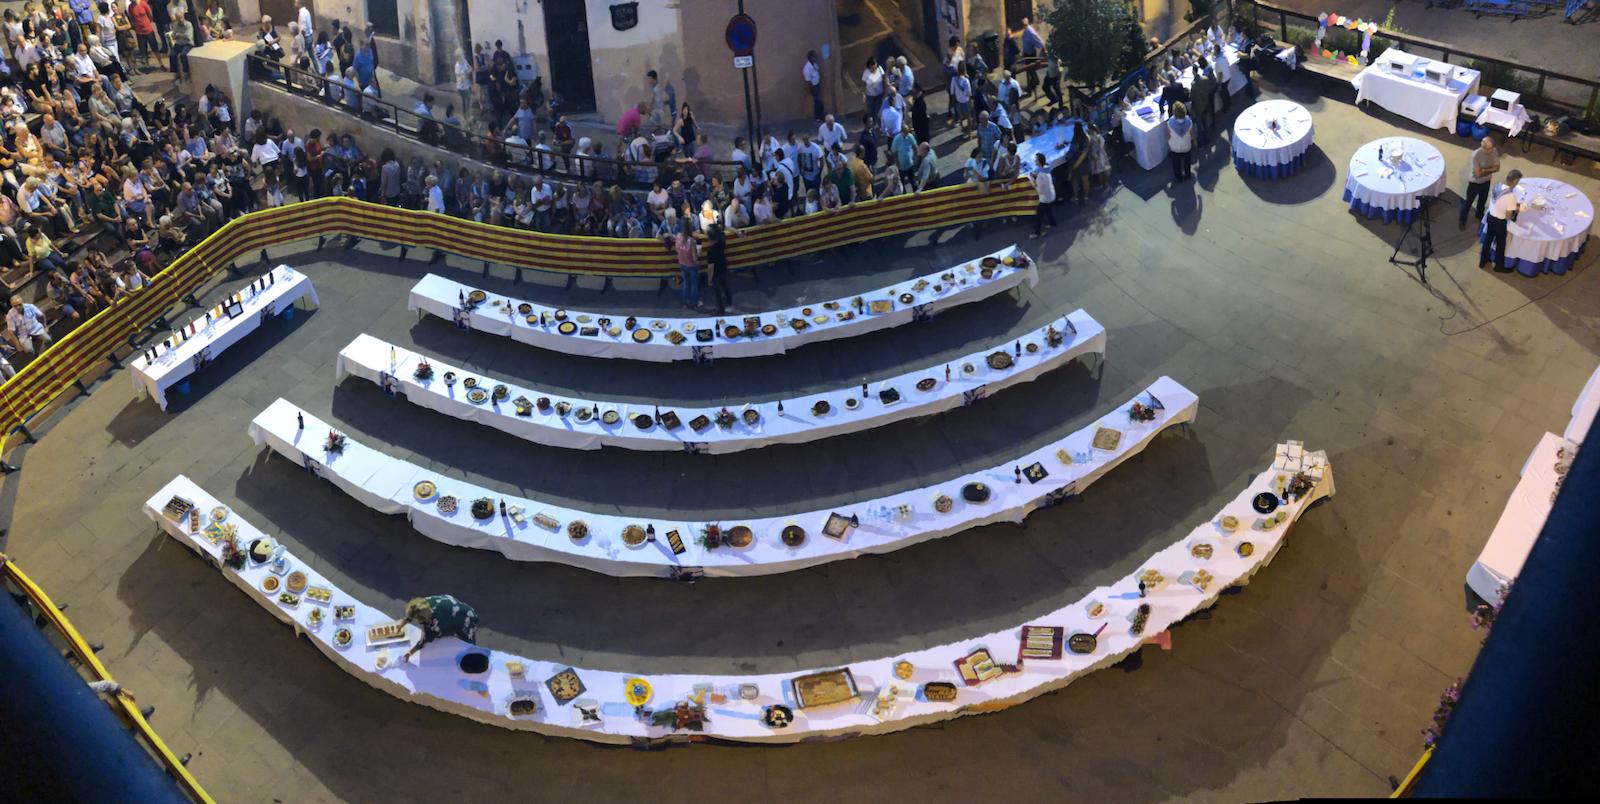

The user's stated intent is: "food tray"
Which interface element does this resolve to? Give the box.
[1091,427,1122,451]
[366,620,410,647]
[304,586,333,604]
[789,668,859,709]
[545,668,586,705]
[922,682,958,702]
[822,512,852,539]
[954,648,1005,685]
[1018,625,1064,662]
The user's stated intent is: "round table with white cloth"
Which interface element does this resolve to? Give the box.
[1231,100,1314,179]
[1342,137,1448,224]
[1480,177,1594,277]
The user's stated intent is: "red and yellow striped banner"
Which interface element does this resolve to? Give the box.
[0,180,1036,450]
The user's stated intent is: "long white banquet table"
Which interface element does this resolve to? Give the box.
[1120,44,1246,171]
[148,446,1331,744]
[1566,363,1600,444]
[407,246,1039,362]
[249,379,1197,578]
[335,313,1106,454]
[130,265,318,410]
[1351,49,1481,131]
[1467,432,1575,603]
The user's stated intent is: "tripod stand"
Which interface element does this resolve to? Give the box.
[1390,196,1437,284]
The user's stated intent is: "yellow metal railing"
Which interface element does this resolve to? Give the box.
[1390,747,1433,797]
[1,559,214,803]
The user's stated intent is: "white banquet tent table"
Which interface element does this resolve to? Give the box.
[147,445,1332,744]
[249,380,1197,578]
[1017,122,1081,172]
[1467,432,1575,602]
[1342,137,1447,224]
[1566,363,1600,444]
[1120,45,1246,171]
[1479,177,1593,277]
[129,264,318,410]
[1230,99,1314,179]
[1351,49,1481,130]
[408,246,1038,363]
[337,312,1105,454]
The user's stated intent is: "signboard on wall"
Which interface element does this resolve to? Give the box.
[610,2,639,31]
[724,13,758,56]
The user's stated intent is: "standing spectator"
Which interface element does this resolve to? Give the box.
[127,0,158,71]
[818,114,846,153]
[1480,169,1522,273]
[802,50,823,121]
[1042,52,1063,108]
[910,86,930,144]
[705,218,731,315]
[1166,102,1194,182]
[891,124,916,185]
[1087,123,1111,190]
[425,175,444,213]
[647,69,675,130]
[1188,62,1216,145]
[671,225,699,309]
[1459,136,1500,229]
[1019,17,1045,94]
[975,109,1000,163]
[455,50,472,120]
[949,64,973,131]
[295,0,312,54]
[861,57,885,116]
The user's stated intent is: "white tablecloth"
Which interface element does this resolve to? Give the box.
[1231,100,1314,168]
[1119,46,1247,172]
[408,246,1039,363]
[1344,138,1448,213]
[1501,178,1594,268]
[146,445,1332,744]
[129,265,318,410]
[336,312,1106,454]
[1566,363,1600,444]
[1017,123,1080,172]
[1351,49,1481,130]
[249,379,1198,578]
[1467,432,1574,602]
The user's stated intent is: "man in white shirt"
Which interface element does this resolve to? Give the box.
[530,174,553,229]
[296,0,314,54]
[729,137,750,170]
[1030,153,1056,237]
[7,296,52,354]
[796,133,823,191]
[818,114,846,151]
[802,50,823,121]
[1480,169,1523,274]
[1211,46,1233,110]
[425,175,444,213]
[95,3,117,60]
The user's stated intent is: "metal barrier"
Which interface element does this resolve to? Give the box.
[0,186,1035,460]
[1,558,214,802]
[247,53,746,190]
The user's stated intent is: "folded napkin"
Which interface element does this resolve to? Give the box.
[1575,209,1590,220]
[1554,221,1566,235]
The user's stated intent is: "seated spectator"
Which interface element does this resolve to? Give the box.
[6,295,54,355]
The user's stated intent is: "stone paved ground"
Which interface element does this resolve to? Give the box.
[2,66,1599,802]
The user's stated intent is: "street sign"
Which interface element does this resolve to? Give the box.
[725,14,758,56]
[733,55,753,69]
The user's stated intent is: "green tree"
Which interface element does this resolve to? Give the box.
[1185,0,1214,23]
[1044,0,1148,92]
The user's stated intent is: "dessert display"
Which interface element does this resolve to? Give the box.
[789,668,859,709]
[1190,542,1213,560]
[436,495,458,514]
[961,482,990,503]
[261,575,280,593]
[624,678,653,707]
[724,525,753,548]
[507,697,539,717]
[894,661,915,680]
[278,592,300,607]
[567,521,588,540]
[922,682,958,703]
[305,586,333,603]
[333,605,355,621]
[954,648,1005,685]
[1219,515,1239,532]
[367,621,409,647]
[933,494,955,513]
[1019,626,1064,661]
[306,607,323,628]
[545,668,586,705]
[470,497,495,520]
[1091,427,1122,451]
[762,705,794,729]
[822,512,854,539]
[333,627,353,648]
[285,571,308,594]
[532,512,559,531]
[467,388,488,404]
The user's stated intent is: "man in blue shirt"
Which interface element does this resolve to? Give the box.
[68,0,95,48]
[975,110,1001,163]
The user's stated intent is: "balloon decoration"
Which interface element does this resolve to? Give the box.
[1317,12,1383,64]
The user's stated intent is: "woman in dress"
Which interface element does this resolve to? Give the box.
[1087,123,1112,190]
[400,595,480,663]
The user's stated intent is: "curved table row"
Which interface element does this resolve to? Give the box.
[248,379,1197,578]
[406,245,1039,363]
[147,447,1332,744]
[335,312,1106,454]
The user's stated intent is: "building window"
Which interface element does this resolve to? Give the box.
[367,0,399,37]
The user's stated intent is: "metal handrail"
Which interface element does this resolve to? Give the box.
[1244,0,1600,116]
[1,559,215,803]
[245,54,748,189]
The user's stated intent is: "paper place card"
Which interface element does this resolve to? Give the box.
[1553,222,1566,235]
[1354,171,1368,178]
[1576,210,1591,219]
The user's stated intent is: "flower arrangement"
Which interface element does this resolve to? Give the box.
[1421,679,1463,749]
[697,523,723,549]
[649,700,709,732]
[1470,582,1512,639]
[1129,402,1158,422]
[413,360,434,381]
[220,538,246,570]
[324,430,347,453]
[1044,325,1063,348]
[714,407,736,429]
[1286,472,1315,500]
